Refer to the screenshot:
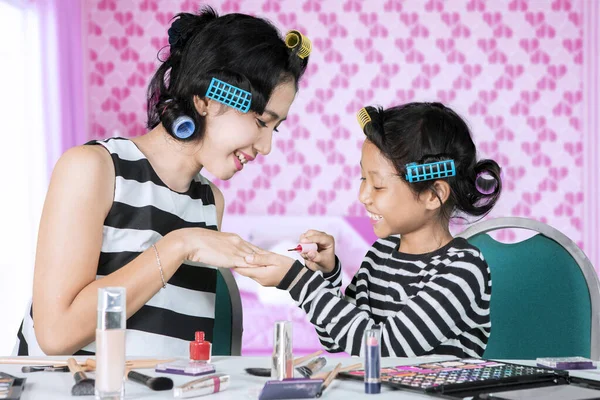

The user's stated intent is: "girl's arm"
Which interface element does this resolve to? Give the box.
[311,264,363,353]
[278,252,490,357]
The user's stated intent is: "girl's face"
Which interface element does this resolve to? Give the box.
[198,81,297,180]
[359,140,431,238]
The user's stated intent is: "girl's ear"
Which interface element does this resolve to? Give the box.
[421,180,451,211]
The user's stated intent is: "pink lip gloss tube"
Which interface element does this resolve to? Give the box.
[95,287,126,400]
[287,243,318,253]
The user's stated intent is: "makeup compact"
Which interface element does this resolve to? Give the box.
[155,360,216,377]
[536,357,597,370]
[258,378,324,400]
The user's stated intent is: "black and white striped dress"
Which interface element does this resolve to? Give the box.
[15,137,219,357]
[278,236,491,358]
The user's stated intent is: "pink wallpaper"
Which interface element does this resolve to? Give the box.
[83,0,588,355]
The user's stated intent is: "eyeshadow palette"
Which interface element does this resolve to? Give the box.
[0,372,25,400]
[341,359,568,397]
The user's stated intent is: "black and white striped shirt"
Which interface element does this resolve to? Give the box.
[15,137,219,357]
[277,236,491,357]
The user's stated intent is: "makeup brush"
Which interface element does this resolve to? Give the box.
[245,350,325,377]
[21,365,70,373]
[0,357,175,368]
[84,358,176,370]
[311,363,362,380]
[84,359,173,392]
[127,370,173,391]
[293,350,324,366]
[67,357,95,396]
[316,362,342,398]
[296,357,327,378]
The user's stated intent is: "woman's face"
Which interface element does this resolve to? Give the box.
[198,81,297,180]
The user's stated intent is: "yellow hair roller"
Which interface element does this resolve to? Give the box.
[356,108,372,130]
[285,30,312,59]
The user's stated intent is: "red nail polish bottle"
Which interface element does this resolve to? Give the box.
[190,331,211,362]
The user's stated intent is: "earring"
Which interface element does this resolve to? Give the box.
[201,111,207,116]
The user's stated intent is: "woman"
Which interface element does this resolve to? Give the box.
[15,6,309,356]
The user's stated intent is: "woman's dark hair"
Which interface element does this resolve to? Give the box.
[147,6,309,140]
[362,102,502,221]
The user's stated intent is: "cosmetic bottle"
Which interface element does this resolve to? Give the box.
[190,331,211,362]
[364,327,381,394]
[95,287,126,400]
[271,321,293,380]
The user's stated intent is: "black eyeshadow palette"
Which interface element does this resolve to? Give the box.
[340,359,569,397]
[0,372,26,400]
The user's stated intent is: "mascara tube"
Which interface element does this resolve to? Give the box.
[364,328,381,394]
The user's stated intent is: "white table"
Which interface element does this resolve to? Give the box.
[2,356,600,399]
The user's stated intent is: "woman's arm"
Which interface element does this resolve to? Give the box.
[33,146,252,355]
[32,145,188,355]
[208,181,224,230]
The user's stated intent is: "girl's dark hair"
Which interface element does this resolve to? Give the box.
[147,6,309,140]
[362,102,502,221]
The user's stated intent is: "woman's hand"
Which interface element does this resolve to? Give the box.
[235,250,296,287]
[177,228,261,268]
[298,230,336,274]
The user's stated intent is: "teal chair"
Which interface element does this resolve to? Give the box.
[457,217,600,360]
[212,269,243,356]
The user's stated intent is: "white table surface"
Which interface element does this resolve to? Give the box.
[2,355,600,400]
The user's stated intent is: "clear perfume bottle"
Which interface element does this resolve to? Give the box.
[95,287,126,400]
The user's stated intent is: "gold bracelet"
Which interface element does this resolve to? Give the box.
[151,244,167,289]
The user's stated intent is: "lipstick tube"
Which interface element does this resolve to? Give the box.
[272,321,293,380]
[364,328,381,394]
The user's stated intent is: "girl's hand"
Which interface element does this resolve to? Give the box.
[298,230,336,274]
[235,250,296,287]
[178,228,261,268]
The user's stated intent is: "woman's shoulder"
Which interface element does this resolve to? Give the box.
[85,136,145,161]
[49,144,115,214]
[56,144,114,177]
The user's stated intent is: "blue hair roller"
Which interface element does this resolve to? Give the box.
[172,116,195,139]
[205,77,252,113]
[405,160,456,183]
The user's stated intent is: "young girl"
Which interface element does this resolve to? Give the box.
[15,7,309,356]
[237,102,502,357]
